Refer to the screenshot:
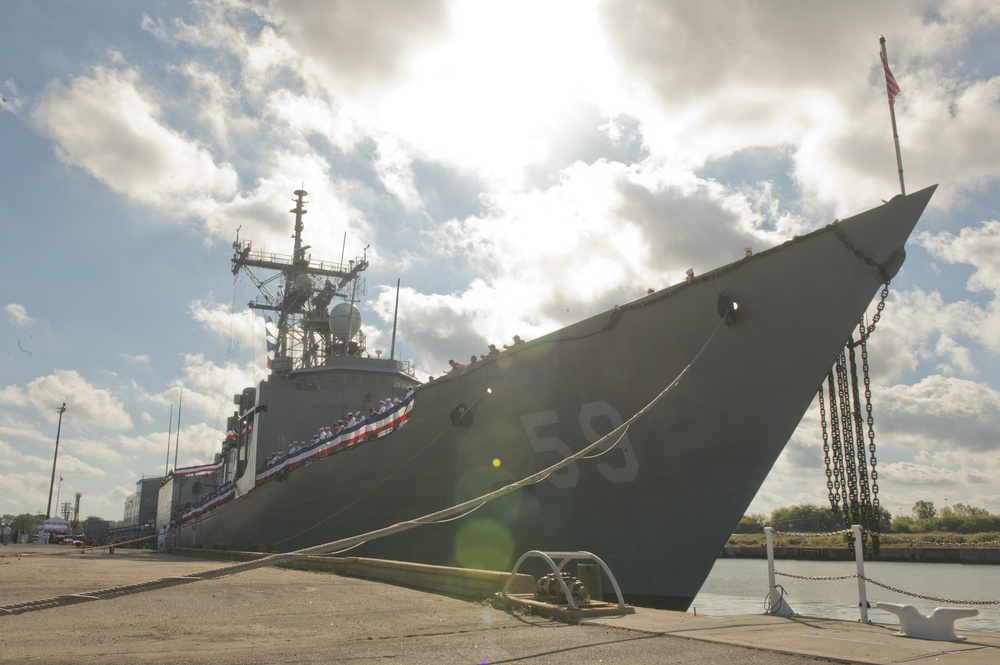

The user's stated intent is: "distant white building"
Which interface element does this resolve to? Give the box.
[39,517,71,533]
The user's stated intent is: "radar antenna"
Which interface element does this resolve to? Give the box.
[231,190,369,371]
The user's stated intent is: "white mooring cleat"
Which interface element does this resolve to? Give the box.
[875,602,979,641]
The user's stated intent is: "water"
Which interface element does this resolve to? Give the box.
[691,558,1000,633]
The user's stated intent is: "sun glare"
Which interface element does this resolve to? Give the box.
[378,0,611,181]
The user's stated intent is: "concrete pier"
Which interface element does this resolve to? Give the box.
[1,545,996,664]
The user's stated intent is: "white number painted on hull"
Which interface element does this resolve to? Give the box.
[521,401,638,488]
[579,401,639,484]
[520,411,580,488]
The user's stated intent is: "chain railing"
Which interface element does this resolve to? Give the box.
[763,525,999,623]
[772,571,1000,607]
[878,533,1000,547]
[768,528,1000,547]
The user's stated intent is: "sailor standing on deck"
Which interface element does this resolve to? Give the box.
[156,526,167,552]
[503,335,525,349]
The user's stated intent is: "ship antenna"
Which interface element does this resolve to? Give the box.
[164,402,173,477]
[174,387,182,472]
[231,189,370,370]
[390,278,400,360]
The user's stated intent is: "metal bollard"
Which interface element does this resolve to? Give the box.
[577,563,603,603]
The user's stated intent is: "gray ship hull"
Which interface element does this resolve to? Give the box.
[176,186,936,609]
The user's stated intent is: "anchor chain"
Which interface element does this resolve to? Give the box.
[847,336,873,551]
[819,386,835,509]
[820,224,893,555]
[860,323,881,547]
[827,371,845,514]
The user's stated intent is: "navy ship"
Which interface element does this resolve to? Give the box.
[159,185,936,610]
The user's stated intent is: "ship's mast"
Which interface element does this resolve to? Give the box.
[231,189,369,372]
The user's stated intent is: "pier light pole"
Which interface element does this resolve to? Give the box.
[46,402,67,519]
[55,476,63,513]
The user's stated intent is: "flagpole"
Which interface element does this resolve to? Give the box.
[880,36,905,196]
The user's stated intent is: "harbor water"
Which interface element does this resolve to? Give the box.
[691,557,1000,633]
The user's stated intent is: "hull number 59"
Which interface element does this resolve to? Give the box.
[520,401,639,488]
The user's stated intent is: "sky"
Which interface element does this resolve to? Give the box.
[2,0,999,523]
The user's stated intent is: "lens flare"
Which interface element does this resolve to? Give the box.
[454,518,514,571]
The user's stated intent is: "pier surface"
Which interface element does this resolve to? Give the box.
[1,544,997,664]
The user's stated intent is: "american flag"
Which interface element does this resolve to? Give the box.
[881,51,901,103]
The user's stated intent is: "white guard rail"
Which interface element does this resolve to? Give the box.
[500,550,627,610]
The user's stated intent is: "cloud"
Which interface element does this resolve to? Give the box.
[374,135,421,210]
[263,88,359,151]
[31,62,238,212]
[599,0,892,187]
[0,385,29,408]
[878,375,1000,453]
[602,1,887,107]
[918,220,1000,350]
[190,300,245,339]
[598,0,1000,212]
[877,448,1000,516]
[172,422,228,466]
[197,148,371,253]
[855,220,1000,385]
[0,442,53,510]
[142,3,300,102]
[119,353,151,366]
[115,420,228,469]
[920,220,1000,295]
[25,370,133,430]
[115,429,174,456]
[173,60,258,149]
[4,303,33,326]
[880,460,968,486]
[387,160,776,366]
[268,0,449,94]
[175,352,259,420]
[865,288,984,381]
[750,368,1000,515]
[0,438,46,469]
[1,79,23,114]
[52,454,107,477]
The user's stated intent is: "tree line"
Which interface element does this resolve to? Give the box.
[735,501,1000,535]
[1,512,103,533]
